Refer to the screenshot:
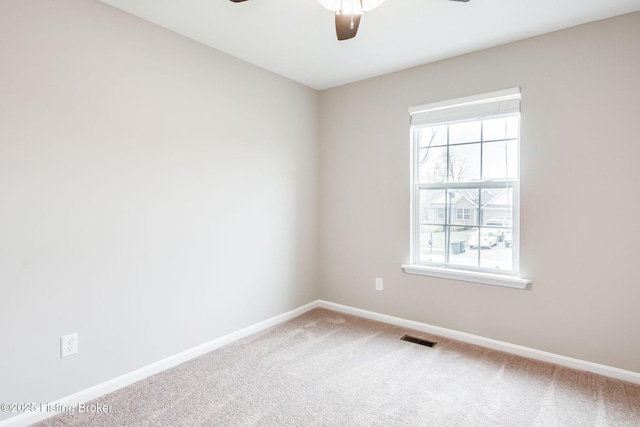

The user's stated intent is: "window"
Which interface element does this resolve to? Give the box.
[456,208,471,220]
[403,88,529,288]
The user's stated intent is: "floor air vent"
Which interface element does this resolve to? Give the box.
[400,334,437,347]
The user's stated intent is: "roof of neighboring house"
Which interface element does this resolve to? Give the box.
[482,188,513,209]
[429,190,479,208]
[426,187,516,209]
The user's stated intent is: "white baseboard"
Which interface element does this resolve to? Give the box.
[317,300,640,385]
[4,299,639,426]
[0,301,320,427]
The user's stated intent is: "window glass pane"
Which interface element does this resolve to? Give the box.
[483,115,519,141]
[419,224,445,263]
[505,115,519,139]
[483,117,507,141]
[448,143,481,182]
[449,189,479,227]
[418,189,447,225]
[417,125,447,148]
[482,140,518,179]
[417,146,448,183]
[478,227,513,271]
[450,226,480,268]
[481,188,513,228]
[449,237,480,267]
[449,121,481,144]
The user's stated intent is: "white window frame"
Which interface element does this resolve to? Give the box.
[401,88,531,289]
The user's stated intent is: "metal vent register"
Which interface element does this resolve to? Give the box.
[400,334,437,347]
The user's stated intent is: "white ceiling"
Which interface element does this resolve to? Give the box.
[98,0,640,90]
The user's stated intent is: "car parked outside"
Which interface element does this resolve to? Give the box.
[483,219,510,242]
[468,231,498,249]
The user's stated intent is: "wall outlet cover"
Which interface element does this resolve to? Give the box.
[61,333,78,358]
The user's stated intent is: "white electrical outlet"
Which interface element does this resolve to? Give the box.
[375,278,383,291]
[60,333,78,358]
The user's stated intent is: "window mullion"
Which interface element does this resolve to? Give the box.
[444,126,451,265]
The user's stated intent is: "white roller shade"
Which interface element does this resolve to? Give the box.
[409,88,521,127]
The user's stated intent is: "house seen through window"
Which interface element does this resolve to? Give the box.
[409,88,521,276]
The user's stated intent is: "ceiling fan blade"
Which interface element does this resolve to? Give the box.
[229,0,249,2]
[449,0,470,2]
[335,13,361,41]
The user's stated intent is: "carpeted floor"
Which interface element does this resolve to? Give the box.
[36,308,640,426]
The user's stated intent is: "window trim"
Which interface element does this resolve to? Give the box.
[401,263,530,289]
[405,88,531,289]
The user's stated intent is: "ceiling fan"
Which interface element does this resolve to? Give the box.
[230,0,470,41]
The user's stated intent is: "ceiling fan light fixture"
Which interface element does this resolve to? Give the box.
[318,0,386,14]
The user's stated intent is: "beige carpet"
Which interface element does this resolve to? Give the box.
[36,308,640,426]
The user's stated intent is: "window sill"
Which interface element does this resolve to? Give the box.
[401,264,531,289]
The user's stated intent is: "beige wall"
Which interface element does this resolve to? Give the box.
[319,12,640,373]
[0,0,318,417]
